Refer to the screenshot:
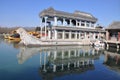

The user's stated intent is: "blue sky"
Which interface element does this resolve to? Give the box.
[0,0,120,27]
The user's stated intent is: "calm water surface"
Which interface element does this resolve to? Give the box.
[0,36,120,80]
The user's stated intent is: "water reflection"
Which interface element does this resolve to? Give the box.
[17,45,103,80]
[104,49,120,71]
[0,35,4,43]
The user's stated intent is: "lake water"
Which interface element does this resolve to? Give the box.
[0,36,120,80]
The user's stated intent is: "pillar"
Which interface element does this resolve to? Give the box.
[87,60,89,65]
[107,43,109,50]
[68,62,70,69]
[94,23,96,28]
[85,21,87,27]
[82,61,84,65]
[117,44,119,49]
[43,52,46,72]
[84,32,87,39]
[61,64,64,70]
[62,30,65,39]
[54,30,57,39]
[69,31,71,39]
[40,52,42,67]
[76,20,78,27]
[74,62,76,67]
[63,18,66,26]
[93,33,96,39]
[92,60,94,64]
[48,30,51,39]
[62,50,64,59]
[74,50,77,57]
[92,49,95,55]
[68,50,71,58]
[106,31,109,40]
[77,50,80,57]
[44,17,48,39]
[54,51,57,60]
[83,51,85,56]
[53,65,56,72]
[79,20,81,27]
[54,17,57,26]
[77,60,79,67]
[40,18,43,38]
[89,22,92,27]
[75,31,77,39]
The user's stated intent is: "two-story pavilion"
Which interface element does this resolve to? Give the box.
[106,21,120,41]
[39,7,105,45]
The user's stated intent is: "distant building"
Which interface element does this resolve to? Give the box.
[39,7,105,44]
[106,21,120,41]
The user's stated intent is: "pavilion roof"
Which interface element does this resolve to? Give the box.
[106,21,120,30]
[39,7,97,22]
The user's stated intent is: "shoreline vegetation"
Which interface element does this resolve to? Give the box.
[0,27,36,34]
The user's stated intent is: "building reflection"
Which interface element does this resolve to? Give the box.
[17,46,103,80]
[104,49,120,71]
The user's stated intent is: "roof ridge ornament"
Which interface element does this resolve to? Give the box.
[74,10,93,18]
[47,7,54,11]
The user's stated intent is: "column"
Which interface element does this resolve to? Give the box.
[77,60,79,67]
[85,21,87,27]
[69,31,71,39]
[54,51,57,60]
[40,18,43,38]
[94,24,96,28]
[48,30,51,39]
[77,50,80,57]
[53,64,56,72]
[74,50,77,57]
[75,31,77,39]
[93,33,96,39]
[54,17,57,26]
[54,30,57,39]
[79,20,81,27]
[76,20,78,27]
[84,32,87,39]
[68,50,71,58]
[61,64,64,70]
[41,25,43,38]
[83,51,85,56]
[62,30,65,39]
[87,60,89,65]
[44,17,48,39]
[82,61,84,66]
[63,18,66,26]
[106,31,109,40]
[92,60,94,64]
[92,49,95,55]
[89,22,92,27]
[68,62,70,70]
[40,52,42,67]
[43,52,46,72]
[107,43,109,50]
[62,50,64,59]
[74,62,76,67]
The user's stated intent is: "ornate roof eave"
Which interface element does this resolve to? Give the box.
[51,26,105,33]
[105,21,120,30]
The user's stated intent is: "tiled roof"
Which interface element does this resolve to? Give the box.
[39,7,97,22]
[106,21,120,30]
